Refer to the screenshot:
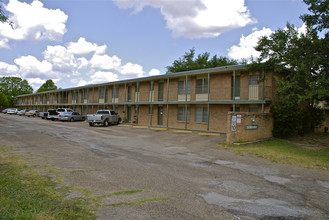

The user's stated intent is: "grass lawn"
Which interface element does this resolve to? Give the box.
[0,147,95,220]
[221,139,329,170]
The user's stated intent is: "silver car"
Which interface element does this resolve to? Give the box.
[7,108,18,114]
[17,109,29,116]
[58,112,85,122]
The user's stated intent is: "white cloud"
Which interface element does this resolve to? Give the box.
[1,36,151,89]
[0,61,19,76]
[120,62,144,78]
[228,27,273,61]
[0,0,67,46]
[14,55,53,79]
[67,37,107,55]
[26,77,45,90]
[148,68,161,76]
[90,71,119,84]
[0,39,9,49]
[113,0,256,38]
[90,54,122,71]
[43,45,78,73]
[77,79,88,87]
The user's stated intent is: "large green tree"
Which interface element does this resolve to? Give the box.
[0,77,33,106]
[37,79,58,93]
[0,91,9,108]
[166,48,238,73]
[249,0,329,136]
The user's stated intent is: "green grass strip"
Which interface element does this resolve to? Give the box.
[0,147,95,220]
[222,139,329,170]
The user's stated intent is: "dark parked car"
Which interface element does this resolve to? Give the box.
[58,112,85,122]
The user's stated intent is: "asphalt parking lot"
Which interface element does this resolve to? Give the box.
[1,113,329,219]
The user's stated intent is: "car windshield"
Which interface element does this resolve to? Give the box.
[97,111,109,114]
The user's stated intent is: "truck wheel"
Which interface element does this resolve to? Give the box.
[104,119,109,127]
[51,118,55,121]
[70,118,74,122]
[82,117,85,121]
[89,122,94,126]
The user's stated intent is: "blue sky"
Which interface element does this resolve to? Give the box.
[0,0,308,90]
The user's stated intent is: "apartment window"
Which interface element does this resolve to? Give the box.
[135,84,139,92]
[46,95,50,102]
[248,106,259,112]
[177,106,190,122]
[99,88,105,99]
[230,106,240,112]
[249,75,259,85]
[195,106,208,123]
[178,80,190,95]
[112,86,119,98]
[196,78,208,94]
[128,86,132,102]
[84,90,89,100]
[231,75,240,100]
[158,82,164,101]
[149,82,154,91]
[35,96,38,104]
[72,92,78,101]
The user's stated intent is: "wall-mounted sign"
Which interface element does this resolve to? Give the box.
[231,115,237,131]
[245,125,258,130]
[237,115,242,125]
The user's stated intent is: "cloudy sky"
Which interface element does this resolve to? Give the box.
[0,0,308,91]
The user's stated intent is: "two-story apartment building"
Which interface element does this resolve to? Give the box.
[16,64,279,132]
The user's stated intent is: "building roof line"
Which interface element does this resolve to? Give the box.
[18,64,248,97]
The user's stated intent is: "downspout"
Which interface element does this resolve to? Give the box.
[124,84,127,122]
[262,68,265,113]
[166,77,169,128]
[185,75,188,129]
[207,72,210,131]
[233,70,236,112]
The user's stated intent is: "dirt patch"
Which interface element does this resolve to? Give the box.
[285,133,329,149]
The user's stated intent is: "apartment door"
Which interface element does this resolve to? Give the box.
[157,106,163,125]
[127,106,131,122]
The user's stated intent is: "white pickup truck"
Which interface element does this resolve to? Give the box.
[87,110,121,127]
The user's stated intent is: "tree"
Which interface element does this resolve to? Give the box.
[249,0,329,136]
[37,79,58,93]
[0,91,9,108]
[0,0,12,27]
[301,0,329,32]
[0,77,33,106]
[166,48,238,73]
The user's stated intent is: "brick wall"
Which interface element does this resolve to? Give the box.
[226,112,273,144]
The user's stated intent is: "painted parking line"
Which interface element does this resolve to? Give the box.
[172,130,193,133]
[151,127,169,131]
[120,124,133,127]
[198,133,221,136]
[133,126,149,129]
